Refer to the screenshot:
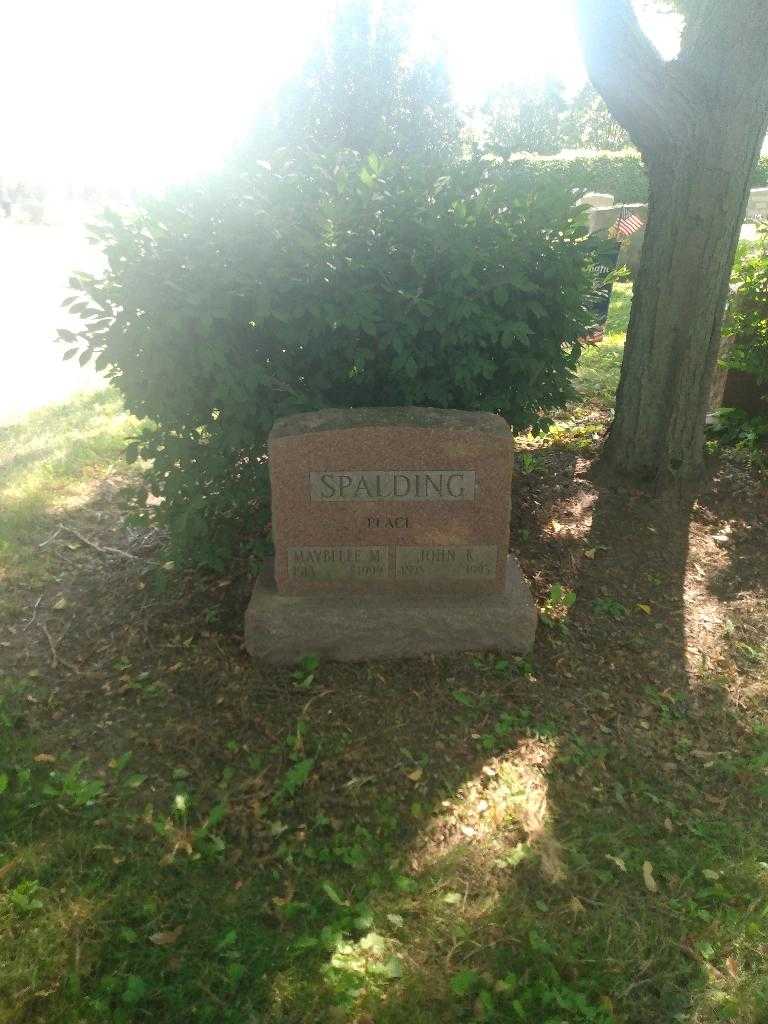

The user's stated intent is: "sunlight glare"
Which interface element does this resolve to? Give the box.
[1,1,682,191]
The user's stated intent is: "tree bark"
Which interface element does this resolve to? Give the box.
[577,0,768,489]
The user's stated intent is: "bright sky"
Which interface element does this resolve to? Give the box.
[1,1,682,192]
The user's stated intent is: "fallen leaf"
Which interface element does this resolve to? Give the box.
[606,855,627,872]
[702,868,721,881]
[724,956,739,979]
[33,753,56,763]
[663,817,674,833]
[642,861,658,893]
[584,548,596,559]
[52,596,68,610]
[443,892,462,905]
[359,931,386,953]
[406,768,423,782]
[636,603,652,615]
[569,896,586,913]
[149,926,183,946]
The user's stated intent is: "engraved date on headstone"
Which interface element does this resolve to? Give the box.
[288,546,388,581]
[395,545,498,579]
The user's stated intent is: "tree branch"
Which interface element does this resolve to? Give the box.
[679,0,768,107]
[576,0,696,156]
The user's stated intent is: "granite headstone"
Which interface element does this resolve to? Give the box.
[244,407,537,662]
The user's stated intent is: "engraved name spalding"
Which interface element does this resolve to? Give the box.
[309,470,476,501]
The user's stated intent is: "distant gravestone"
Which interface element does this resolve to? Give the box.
[244,407,537,663]
[709,287,768,419]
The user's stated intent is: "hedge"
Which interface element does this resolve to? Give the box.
[501,152,768,206]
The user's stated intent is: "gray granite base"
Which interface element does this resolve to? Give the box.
[244,556,537,664]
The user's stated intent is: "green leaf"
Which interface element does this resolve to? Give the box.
[216,929,238,951]
[207,802,228,828]
[452,690,474,707]
[122,976,147,1004]
[450,969,479,997]
[379,956,403,978]
[321,880,349,907]
[278,757,314,796]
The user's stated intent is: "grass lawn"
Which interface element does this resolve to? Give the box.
[3,288,768,1023]
[575,282,632,412]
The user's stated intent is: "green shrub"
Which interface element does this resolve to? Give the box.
[707,408,768,451]
[61,151,595,570]
[726,226,768,386]
[752,157,768,190]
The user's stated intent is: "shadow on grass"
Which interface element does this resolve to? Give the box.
[3,388,768,1023]
[6,470,768,1024]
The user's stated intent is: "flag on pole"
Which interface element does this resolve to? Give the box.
[613,205,645,238]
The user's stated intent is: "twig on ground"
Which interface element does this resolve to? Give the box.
[38,526,63,548]
[22,596,42,630]
[39,621,80,674]
[0,857,20,884]
[59,523,140,561]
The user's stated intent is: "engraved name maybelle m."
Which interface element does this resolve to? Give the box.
[309,470,476,501]
[288,546,387,581]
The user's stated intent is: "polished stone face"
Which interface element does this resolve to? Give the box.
[268,407,513,596]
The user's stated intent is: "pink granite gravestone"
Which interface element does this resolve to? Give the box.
[245,408,537,663]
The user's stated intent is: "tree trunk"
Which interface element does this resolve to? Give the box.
[604,126,766,487]
[577,0,768,490]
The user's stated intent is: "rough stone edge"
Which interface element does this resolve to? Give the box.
[244,555,537,664]
[270,407,511,440]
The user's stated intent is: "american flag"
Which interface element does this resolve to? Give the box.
[613,206,645,238]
